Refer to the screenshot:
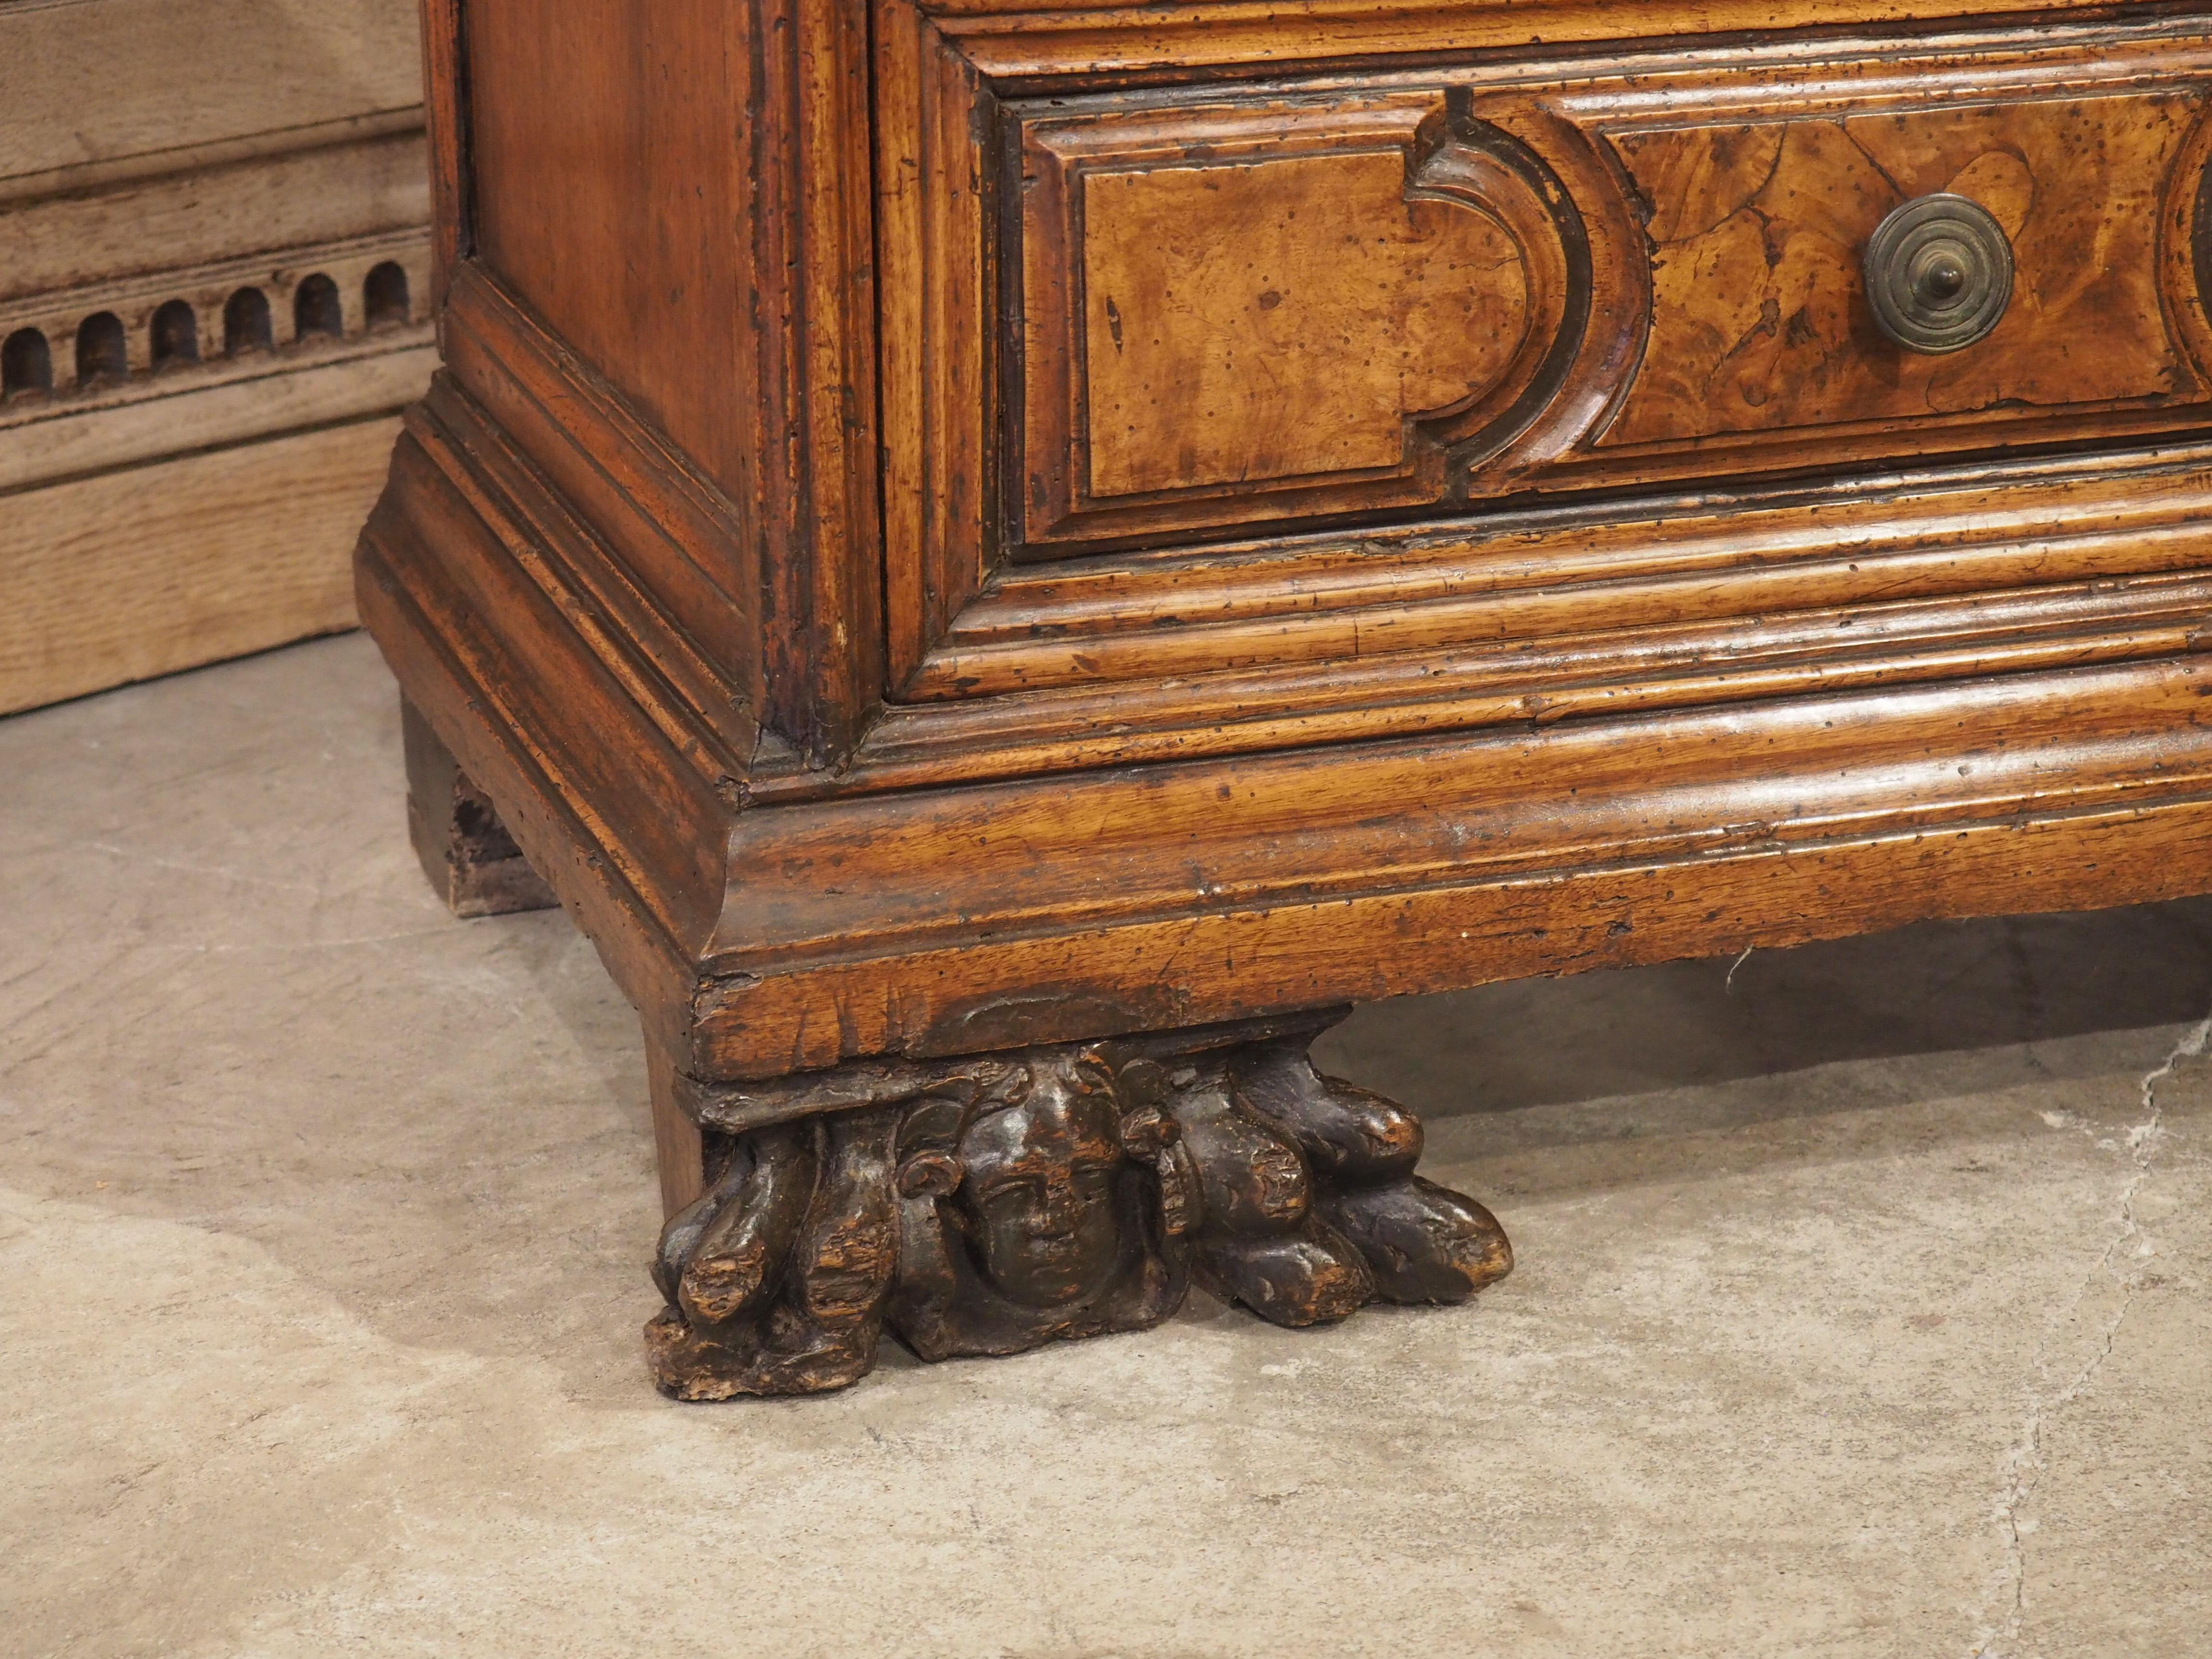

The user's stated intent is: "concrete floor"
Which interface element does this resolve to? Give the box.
[4,633,2209,1658]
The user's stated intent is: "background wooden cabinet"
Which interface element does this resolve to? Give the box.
[0,0,433,715]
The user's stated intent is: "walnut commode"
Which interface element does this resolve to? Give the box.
[363,0,2212,1395]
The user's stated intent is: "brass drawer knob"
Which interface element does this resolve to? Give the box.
[1863,193,2014,354]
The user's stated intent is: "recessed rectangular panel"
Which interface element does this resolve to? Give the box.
[1017,93,1577,547]
[878,12,2212,714]
[1080,150,1530,494]
[978,34,2212,567]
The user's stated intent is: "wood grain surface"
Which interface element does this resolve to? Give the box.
[1607,93,2207,444]
[0,0,431,714]
[931,0,2125,77]
[1082,151,1526,494]
[849,15,2212,721]
[3,418,396,715]
[0,0,421,188]
[1012,94,1580,546]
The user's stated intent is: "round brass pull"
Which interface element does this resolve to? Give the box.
[1863,193,2013,354]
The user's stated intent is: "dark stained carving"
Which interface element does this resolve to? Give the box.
[647,1110,902,1397]
[646,1016,1511,1398]
[886,1046,1187,1361]
[1187,1034,1514,1317]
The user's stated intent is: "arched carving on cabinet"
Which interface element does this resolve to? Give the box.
[1455,96,1656,485]
[224,287,275,356]
[365,260,413,329]
[150,299,199,369]
[2169,97,2212,387]
[75,312,127,386]
[1404,100,1592,477]
[2,327,52,399]
[293,273,344,341]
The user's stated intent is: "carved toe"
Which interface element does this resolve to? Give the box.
[645,1309,876,1400]
[1193,1224,1375,1326]
[1322,1176,1513,1304]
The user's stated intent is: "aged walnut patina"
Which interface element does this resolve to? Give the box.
[362,0,2212,1395]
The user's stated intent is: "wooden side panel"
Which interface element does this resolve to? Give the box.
[419,0,468,308]
[1606,92,2208,445]
[464,0,748,491]
[459,0,882,764]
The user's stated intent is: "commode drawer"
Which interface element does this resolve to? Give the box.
[878,18,2212,571]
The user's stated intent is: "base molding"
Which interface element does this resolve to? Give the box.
[359,380,2212,1083]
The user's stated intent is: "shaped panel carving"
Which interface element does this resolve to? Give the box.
[874,12,2212,745]
[1079,151,1524,496]
[1015,95,1590,549]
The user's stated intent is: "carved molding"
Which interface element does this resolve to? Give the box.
[647,1015,1510,1397]
[1406,108,1590,473]
[876,13,2212,706]
[1012,94,1603,551]
[926,0,2125,80]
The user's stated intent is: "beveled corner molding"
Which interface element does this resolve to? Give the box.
[648,1011,1511,1397]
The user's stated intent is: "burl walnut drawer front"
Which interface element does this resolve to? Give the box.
[879,20,2212,572]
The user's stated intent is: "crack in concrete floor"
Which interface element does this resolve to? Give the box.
[1971,1010,2212,1659]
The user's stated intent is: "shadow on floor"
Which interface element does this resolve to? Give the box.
[1319,897,2212,1124]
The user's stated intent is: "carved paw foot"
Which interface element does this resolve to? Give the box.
[1323,1176,1512,1304]
[647,1115,899,1399]
[1163,1034,1511,1325]
[648,1014,1511,1397]
[1237,1040,1513,1303]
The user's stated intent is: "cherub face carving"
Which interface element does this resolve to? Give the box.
[952,1072,1125,1310]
